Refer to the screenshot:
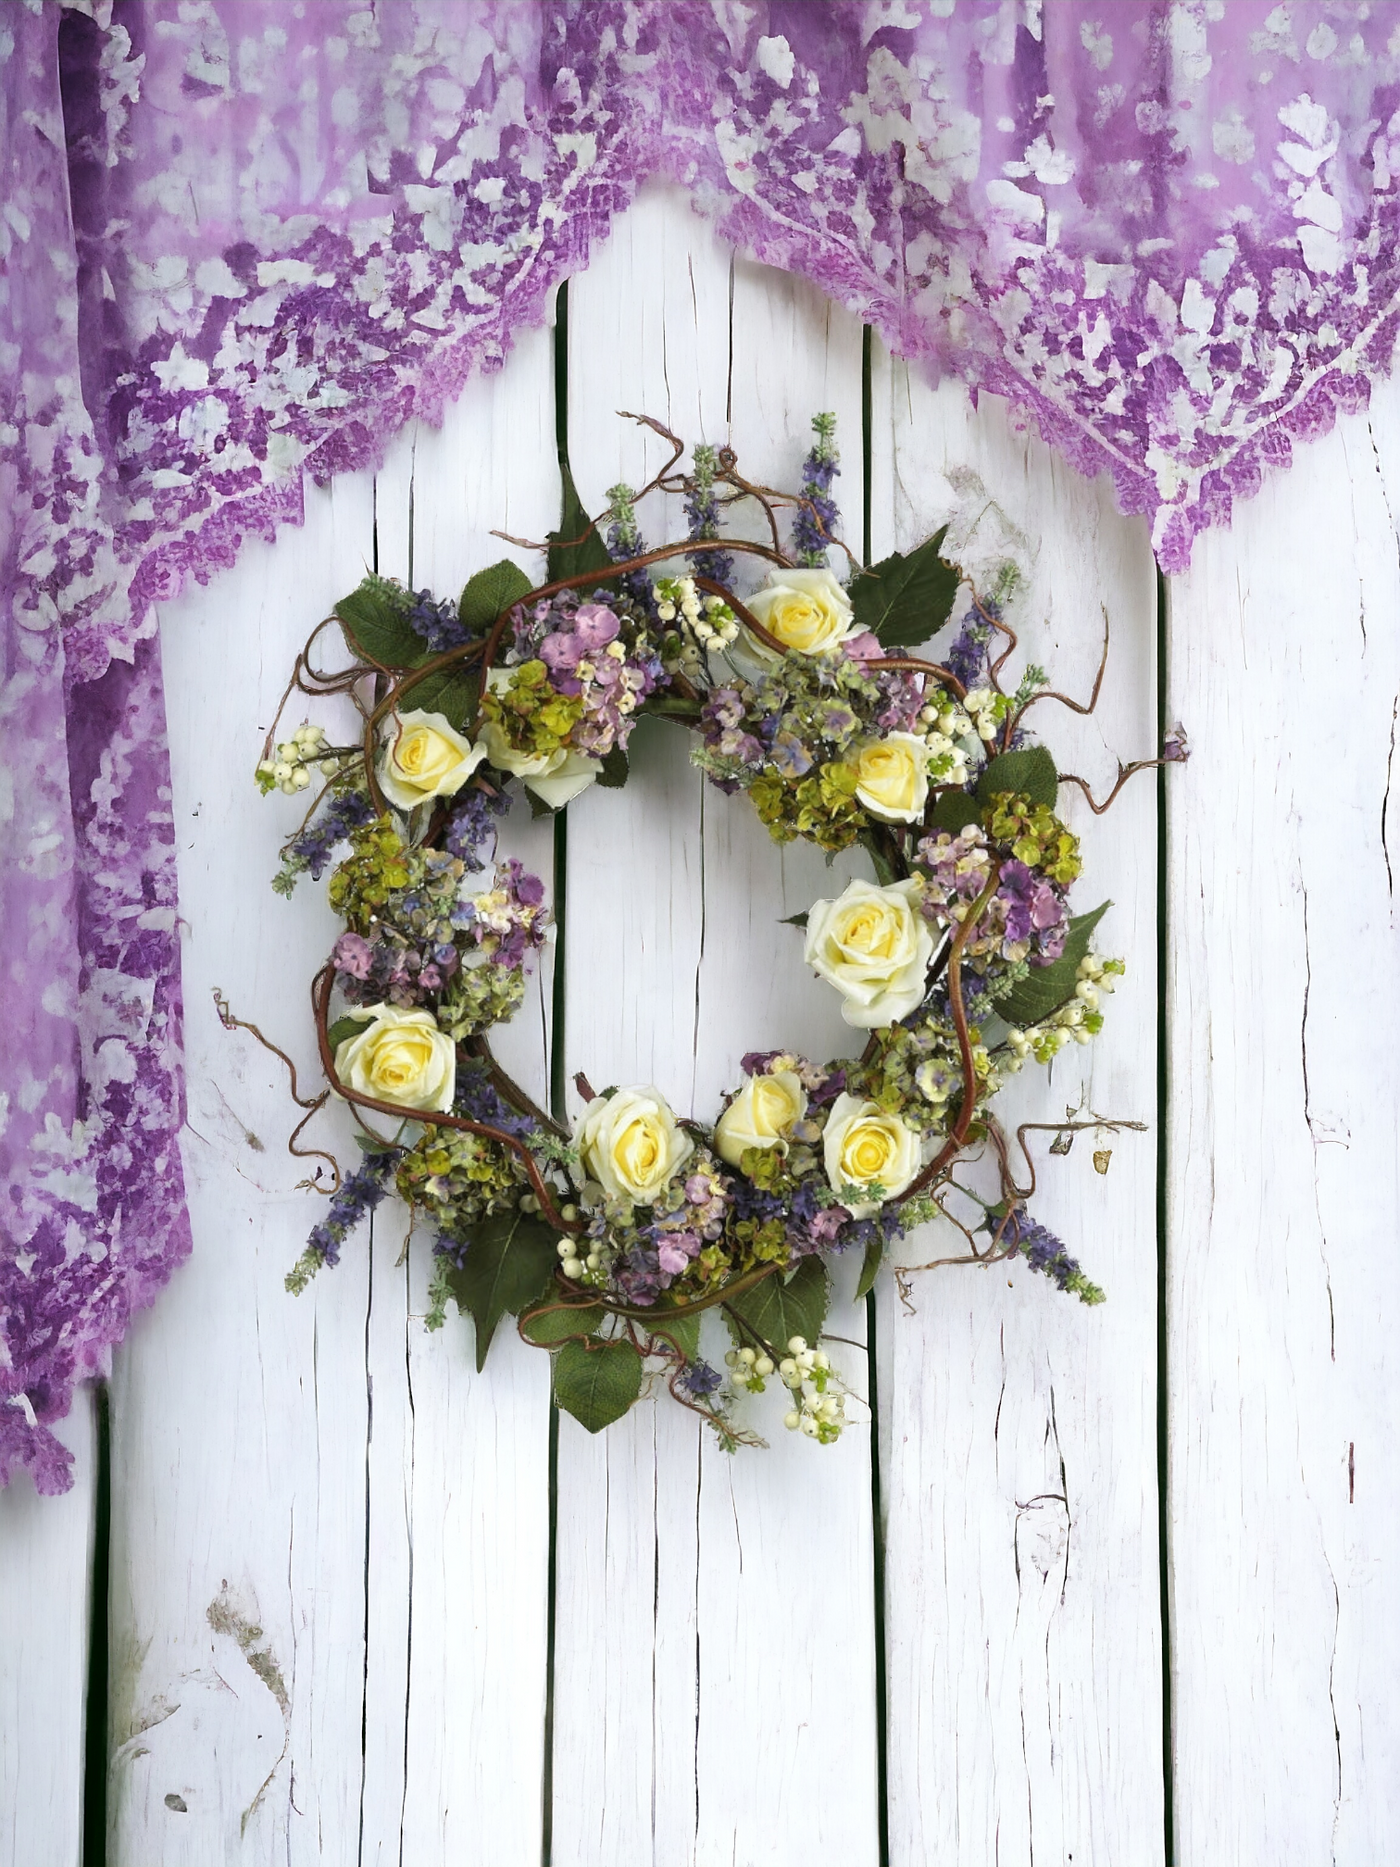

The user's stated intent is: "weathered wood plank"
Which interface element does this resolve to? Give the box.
[109,469,379,1863]
[1166,388,1400,1864]
[872,358,1166,1866]
[106,332,560,1865]
[548,183,880,1866]
[366,331,557,1867]
[0,1392,95,1867]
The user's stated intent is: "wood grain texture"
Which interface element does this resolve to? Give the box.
[110,468,379,1864]
[871,353,1166,1867]
[362,332,557,1867]
[105,331,560,1866]
[0,1392,95,1867]
[1166,387,1400,1865]
[548,183,881,1867]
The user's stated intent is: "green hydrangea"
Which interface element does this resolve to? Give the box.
[985,792,1082,884]
[479,658,583,760]
[436,959,527,1040]
[396,1125,527,1232]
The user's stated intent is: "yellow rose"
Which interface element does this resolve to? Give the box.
[379,709,487,811]
[576,1085,694,1206]
[822,1091,922,1217]
[714,1069,807,1168]
[745,567,856,658]
[852,732,932,823]
[334,1004,456,1113]
[803,877,936,1028]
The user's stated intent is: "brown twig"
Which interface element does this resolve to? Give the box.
[311,966,580,1234]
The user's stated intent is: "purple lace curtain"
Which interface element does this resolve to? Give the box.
[6,0,1398,1491]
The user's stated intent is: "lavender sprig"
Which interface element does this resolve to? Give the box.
[793,411,840,565]
[686,444,734,588]
[1001,1209,1105,1305]
[287,1148,401,1292]
[605,481,660,617]
[273,786,378,895]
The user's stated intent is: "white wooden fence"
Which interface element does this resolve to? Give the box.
[3,183,1397,1866]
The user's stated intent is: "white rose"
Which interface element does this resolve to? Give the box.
[744,567,856,659]
[576,1085,694,1206]
[803,877,936,1028]
[477,673,600,808]
[852,732,932,823]
[334,1004,456,1113]
[822,1091,922,1217]
[379,709,487,811]
[714,1070,807,1168]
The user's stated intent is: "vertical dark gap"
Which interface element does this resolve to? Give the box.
[540,277,570,1867]
[861,327,874,577]
[81,1382,111,1867]
[357,1235,373,1865]
[398,451,419,1867]
[861,323,892,1867]
[1155,563,1175,1867]
[406,462,416,590]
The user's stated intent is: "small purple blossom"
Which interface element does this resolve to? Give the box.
[444,783,510,871]
[407,587,471,654]
[677,1360,723,1398]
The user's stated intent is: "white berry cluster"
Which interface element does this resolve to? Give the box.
[1003,953,1124,1070]
[779,1334,846,1443]
[553,1210,601,1283]
[962,686,1012,742]
[257,722,336,795]
[656,576,739,652]
[724,1336,845,1443]
[916,700,971,785]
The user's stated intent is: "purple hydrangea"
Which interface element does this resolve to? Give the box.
[444,782,510,871]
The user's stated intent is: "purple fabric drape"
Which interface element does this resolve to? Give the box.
[6,0,1399,1490]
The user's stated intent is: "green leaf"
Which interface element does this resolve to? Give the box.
[847,528,960,649]
[725,1259,830,1355]
[553,1338,643,1433]
[405,665,480,733]
[927,788,983,837]
[996,902,1111,1028]
[528,788,558,819]
[648,1312,700,1362]
[780,910,809,930]
[325,1013,368,1055]
[334,578,425,671]
[547,463,615,587]
[444,1209,558,1371]
[520,1302,605,1346]
[977,745,1058,810]
[859,832,900,887]
[459,559,534,633]
[855,1233,885,1301]
[597,745,629,789]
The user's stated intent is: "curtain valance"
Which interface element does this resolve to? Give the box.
[5,0,1396,1489]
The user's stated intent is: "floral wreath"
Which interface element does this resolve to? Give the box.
[236,414,1181,1449]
